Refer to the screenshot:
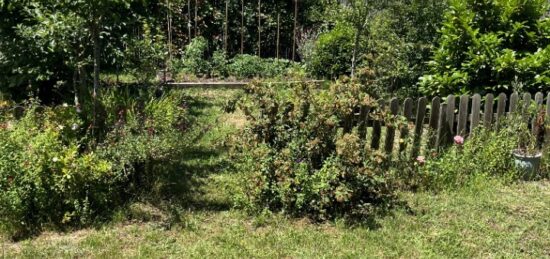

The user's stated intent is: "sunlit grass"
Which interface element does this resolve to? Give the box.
[2,88,549,258]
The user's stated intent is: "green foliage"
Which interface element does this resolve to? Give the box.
[226,55,298,79]
[420,0,550,95]
[308,24,355,79]
[178,37,211,77]
[419,127,519,190]
[0,105,115,237]
[0,88,188,238]
[233,81,396,220]
[357,0,448,97]
[123,23,166,84]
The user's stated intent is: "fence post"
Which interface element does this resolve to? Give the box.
[533,92,544,135]
[371,99,384,150]
[428,97,441,149]
[446,95,456,136]
[495,93,507,129]
[484,93,494,129]
[470,94,481,133]
[457,95,469,136]
[436,103,448,149]
[509,92,519,115]
[411,97,427,158]
[399,98,414,152]
[384,98,400,156]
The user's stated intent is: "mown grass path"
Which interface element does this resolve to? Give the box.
[3,89,550,258]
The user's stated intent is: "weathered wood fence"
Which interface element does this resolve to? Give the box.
[353,92,550,159]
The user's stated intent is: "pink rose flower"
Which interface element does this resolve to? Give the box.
[454,135,464,146]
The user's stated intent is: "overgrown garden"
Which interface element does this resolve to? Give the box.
[1,0,550,256]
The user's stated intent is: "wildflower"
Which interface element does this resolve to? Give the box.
[62,103,69,107]
[52,157,59,163]
[454,135,464,146]
[71,123,79,131]
[416,156,426,165]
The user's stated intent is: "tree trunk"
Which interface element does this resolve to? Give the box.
[92,19,100,132]
[241,0,245,54]
[257,0,261,57]
[188,0,192,42]
[224,0,228,52]
[292,0,298,61]
[277,12,280,59]
[167,0,173,66]
[194,0,198,36]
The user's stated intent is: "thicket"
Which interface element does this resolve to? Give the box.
[0,88,189,238]
[173,37,303,80]
[230,81,549,221]
[420,0,550,96]
[232,81,403,220]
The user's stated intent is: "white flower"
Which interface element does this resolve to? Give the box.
[62,103,69,107]
[52,157,59,163]
[71,123,79,130]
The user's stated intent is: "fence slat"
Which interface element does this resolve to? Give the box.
[446,95,456,136]
[496,93,507,129]
[371,100,384,150]
[522,93,532,125]
[411,97,427,158]
[358,105,370,139]
[428,97,441,149]
[457,95,469,136]
[436,103,448,149]
[471,94,481,132]
[533,92,544,135]
[399,98,414,152]
[384,98,400,155]
[509,92,519,114]
[484,94,494,128]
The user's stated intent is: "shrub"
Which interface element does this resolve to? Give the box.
[226,55,297,79]
[122,23,165,84]
[233,81,397,220]
[0,105,116,237]
[178,37,211,76]
[419,127,519,190]
[0,89,188,238]
[420,0,550,95]
[308,23,354,79]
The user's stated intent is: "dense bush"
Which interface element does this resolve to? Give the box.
[308,24,355,79]
[232,81,398,220]
[420,0,550,95]
[226,55,299,79]
[174,50,303,80]
[177,37,211,77]
[0,88,188,238]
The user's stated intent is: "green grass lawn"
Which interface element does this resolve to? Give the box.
[2,88,550,258]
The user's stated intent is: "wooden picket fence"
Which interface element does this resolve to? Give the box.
[351,92,550,159]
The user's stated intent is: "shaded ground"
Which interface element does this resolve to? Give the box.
[2,88,550,258]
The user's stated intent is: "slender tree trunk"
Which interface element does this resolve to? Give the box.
[257,0,261,57]
[292,0,298,61]
[194,0,198,36]
[188,0,192,42]
[241,0,244,54]
[167,0,173,66]
[277,12,280,59]
[92,18,101,135]
[224,0,228,52]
